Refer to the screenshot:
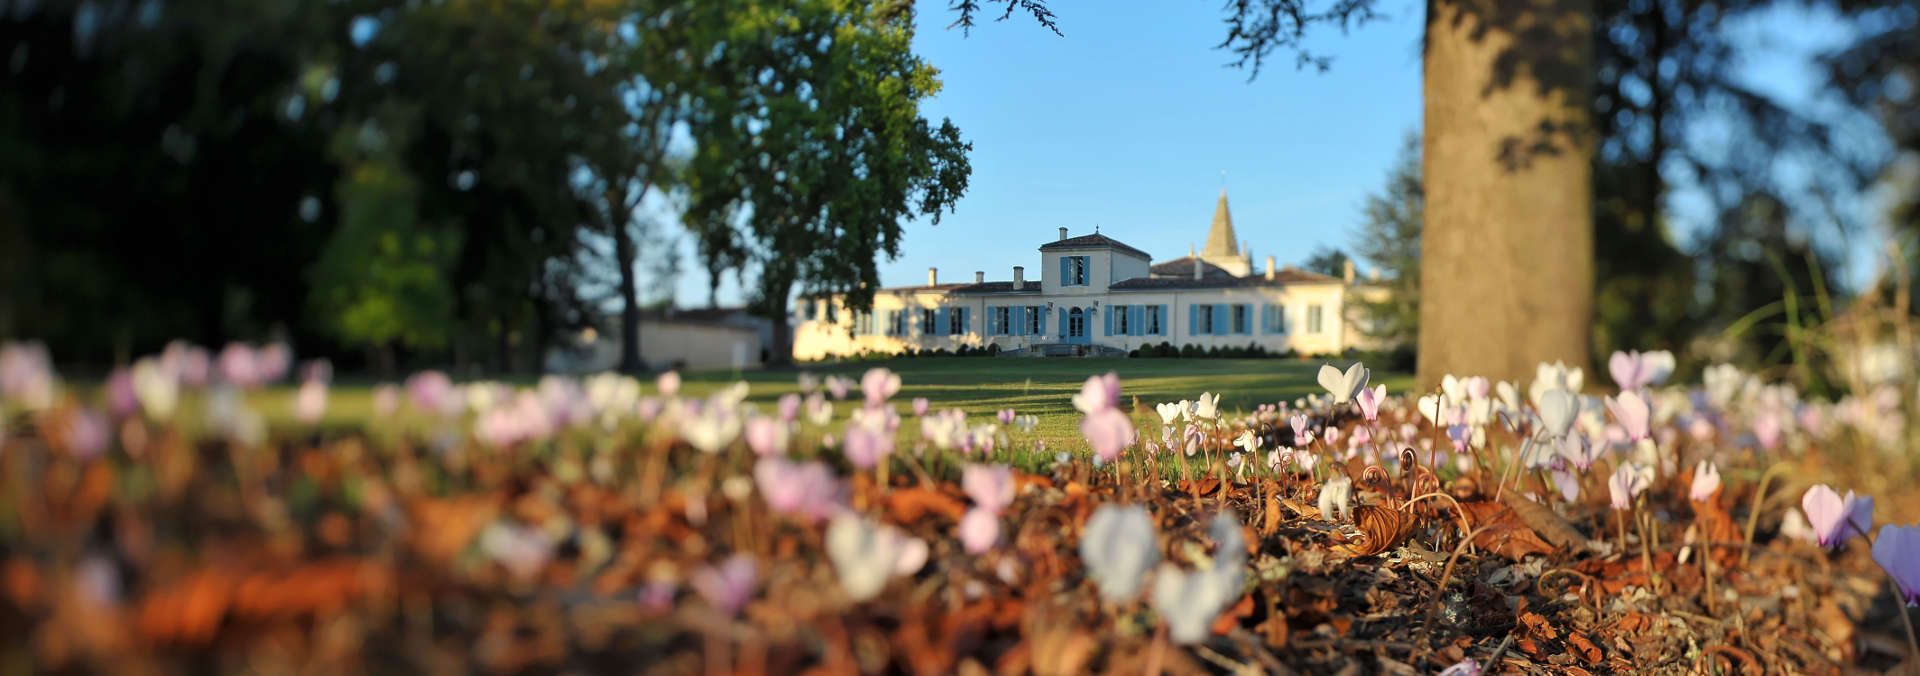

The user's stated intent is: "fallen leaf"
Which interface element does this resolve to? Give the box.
[1459,502,1556,560]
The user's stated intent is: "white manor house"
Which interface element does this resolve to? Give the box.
[792,192,1393,360]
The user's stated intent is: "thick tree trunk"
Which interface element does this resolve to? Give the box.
[1419,0,1596,386]
[614,211,643,374]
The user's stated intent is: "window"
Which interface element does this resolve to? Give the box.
[857,312,876,336]
[1200,305,1217,334]
[1231,304,1249,334]
[805,301,818,321]
[1026,306,1043,334]
[826,303,838,323]
[890,311,909,337]
[1307,304,1325,334]
[1114,305,1130,335]
[1061,255,1090,286]
[994,306,1011,336]
[1264,304,1287,334]
[921,308,936,335]
[1146,306,1162,335]
[948,307,967,336]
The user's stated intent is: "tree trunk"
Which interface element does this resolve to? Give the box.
[613,208,643,374]
[764,280,794,367]
[1418,0,1596,387]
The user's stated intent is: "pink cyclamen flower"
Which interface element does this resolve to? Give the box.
[841,408,896,469]
[1438,658,1483,676]
[825,375,851,401]
[217,343,261,389]
[655,371,681,397]
[1081,407,1136,462]
[294,377,329,425]
[997,408,1016,425]
[65,409,109,460]
[754,457,846,522]
[1752,410,1783,451]
[1356,384,1386,421]
[911,397,930,417]
[1690,460,1721,502]
[1605,391,1652,441]
[959,507,1001,554]
[1872,524,1920,606]
[861,367,901,408]
[1072,372,1122,414]
[690,554,756,617]
[744,415,789,457]
[777,393,802,423]
[1608,350,1661,391]
[1608,464,1647,510]
[638,579,676,613]
[372,384,399,418]
[1801,484,1873,548]
[963,464,1016,514]
[405,371,456,416]
[105,368,139,418]
[256,343,291,382]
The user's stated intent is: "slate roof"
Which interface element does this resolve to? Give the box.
[950,281,1044,294]
[1108,267,1341,290]
[1037,234,1153,260]
[1148,256,1235,279]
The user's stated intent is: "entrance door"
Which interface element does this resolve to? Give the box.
[1067,307,1090,344]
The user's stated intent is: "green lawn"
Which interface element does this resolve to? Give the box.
[248,357,1411,451]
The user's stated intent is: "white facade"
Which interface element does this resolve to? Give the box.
[791,194,1394,361]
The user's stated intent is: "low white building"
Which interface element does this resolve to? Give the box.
[793,191,1394,360]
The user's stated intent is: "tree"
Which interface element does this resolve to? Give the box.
[1303,246,1351,278]
[1418,0,1597,386]
[686,0,971,365]
[1353,133,1422,348]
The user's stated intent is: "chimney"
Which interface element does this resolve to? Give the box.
[928,267,938,286]
[1013,266,1025,287]
[1193,257,1202,280]
[1342,260,1356,284]
[974,270,985,284]
[1058,227,1069,241]
[1265,256,1276,281]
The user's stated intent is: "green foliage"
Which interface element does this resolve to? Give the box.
[1302,246,1350,278]
[1352,133,1422,350]
[683,0,972,361]
[309,159,461,350]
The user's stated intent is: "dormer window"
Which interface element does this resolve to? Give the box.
[1061,256,1089,286]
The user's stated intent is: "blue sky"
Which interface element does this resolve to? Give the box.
[666,0,1873,307]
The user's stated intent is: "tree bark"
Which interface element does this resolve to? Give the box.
[613,201,643,374]
[1419,0,1596,386]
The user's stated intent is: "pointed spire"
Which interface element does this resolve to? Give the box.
[1204,190,1239,258]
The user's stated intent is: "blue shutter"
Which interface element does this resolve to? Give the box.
[961,307,971,335]
[1188,304,1199,335]
[1014,307,1025,336]
[1057,308,1067,337]
[1104,305,1114,336]
[935,308,948,335]
[1129,305,1141,336]
[1059,257,1070,286]
[1211,304,1226,335]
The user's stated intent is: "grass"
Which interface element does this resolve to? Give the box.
[241,357,1411,454]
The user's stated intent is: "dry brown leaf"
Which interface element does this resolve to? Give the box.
[1498,493,1586,550]
[1335,504,1410,557]
[1460,501,1556,561]
[886,486,967,523]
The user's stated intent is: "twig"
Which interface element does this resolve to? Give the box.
[1483,632,1516,669]
[1417,523,1498,656]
